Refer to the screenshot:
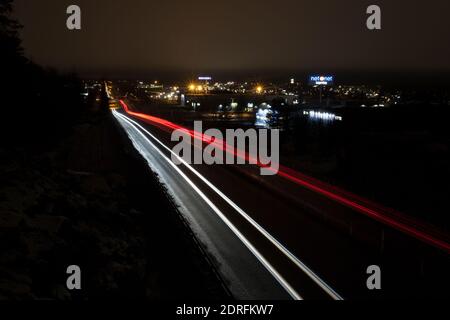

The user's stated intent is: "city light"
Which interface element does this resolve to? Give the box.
[303,110,343,121]
[255,107,273,127]
[256,86,263,94]
[309,75,334,86]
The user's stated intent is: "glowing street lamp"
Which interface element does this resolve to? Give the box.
[256,86,263,94]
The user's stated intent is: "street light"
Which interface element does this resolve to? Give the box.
[256,86,263,94]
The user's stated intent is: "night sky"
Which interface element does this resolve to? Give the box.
[13,0,450,80]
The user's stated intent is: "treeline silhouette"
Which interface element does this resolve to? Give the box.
[0,0,85,147]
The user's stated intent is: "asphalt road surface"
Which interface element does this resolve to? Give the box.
[112,105,450,300]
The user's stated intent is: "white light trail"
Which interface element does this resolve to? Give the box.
[113,110,302,300]
[115,110,343,300]
[114,110,343,300]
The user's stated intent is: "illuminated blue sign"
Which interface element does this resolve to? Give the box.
[309,75,334,86]
[198,76,212,81]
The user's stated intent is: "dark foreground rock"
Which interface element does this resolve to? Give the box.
[0,114,229,300]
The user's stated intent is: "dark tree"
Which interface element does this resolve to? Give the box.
[0,0,26,76]
[0,0,84,146]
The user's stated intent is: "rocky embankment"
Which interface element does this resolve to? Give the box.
[0,114,229,300]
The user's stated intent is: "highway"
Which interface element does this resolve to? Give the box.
[112,101,450,300]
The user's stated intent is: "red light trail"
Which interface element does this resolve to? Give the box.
[119,100,450,253]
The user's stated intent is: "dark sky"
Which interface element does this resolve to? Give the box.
[13,0,450,80]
